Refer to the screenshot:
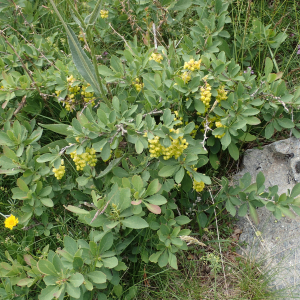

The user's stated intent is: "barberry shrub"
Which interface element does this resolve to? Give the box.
[1,0,300,299]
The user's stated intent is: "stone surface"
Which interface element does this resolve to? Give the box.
[235,137,300,298]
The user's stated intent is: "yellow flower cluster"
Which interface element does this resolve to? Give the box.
[53,160,65,180]
[81,83,96,106]
[215,121,226,139]
[173,111,183,125]
[184,59,201,71]
[181,72,191,84]
[132,78,144,92]
[193,180,205,193]
[216,85,227,102]
[70,147,97,171]
[4,215,18,230]
[198,83,212,114]
[148,129,189,160]
[55,76,97,112]
[100,10,109,19]
[149,53,163,63]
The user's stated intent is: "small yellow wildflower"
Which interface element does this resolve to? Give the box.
[149,53,163,63]
[100,10,109,19]
[5,215,19,230]
[184,59,201,71]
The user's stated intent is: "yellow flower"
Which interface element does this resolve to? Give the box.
[5,215,19,230]
[100,10,109,19]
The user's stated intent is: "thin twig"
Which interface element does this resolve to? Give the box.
[109,23,134,54]
[200,116,212,151]
[13,95,26,115]
[90,199,111,224]
[209,189,229,296]
[152,23,157,50]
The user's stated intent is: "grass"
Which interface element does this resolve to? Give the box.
[135,249,284,299]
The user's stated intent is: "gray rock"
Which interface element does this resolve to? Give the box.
[235,137,300,298]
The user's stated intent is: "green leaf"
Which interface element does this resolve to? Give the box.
[17,278,34,287]
[39,123,70,136]
[113,285,123,298]
[64,236,78,256]
[145,179,161,197]
[50,0,101,95]
[265,122,274,139]
[256,172,265,191]
[277,118,294,129]
[40,198,54,207]
[172,0,192,11]
[122,216,149,229]
[37,139,68,154]
[64,205,89,215]
[66,282,80,298]
[225,200,236,216]
[97,109,108,125]
[99,232,114,253]
[146,195,167,205]
[168,252,178,269]
[175,215,191,225]
[158,165,180,177]
[37,260,58,276]
[149,251,163,263]
[221,130,231,149]
[0,132,14,146]
[98,65,114,76]
[3,146,18,161]
[69,273,84,287]
[194,99,205,114]
[249,204,259,225]
[290,183,300,198]
[292,205,300,217]
[264,57,273,77]
[73,257,84,270]
[197,212,208,228]
[100,142,111,161]
[209,153,220,169]
[238,203,248,217]
[193,172,211,184]
[17,178,29,192]
[87,271,107,284]
[278,205,295,219]
[132,175,144,193]
[239,133,256,142]
[38,286,60,300]
[97,158,122,178]
[145,203,161,214]
[158,250,168,267]
[228,143,239,160]
[175,167,185,184]
[103,257,118,269]
[36,154,57,163]
[113,167,129,177]
[135,139,144,154]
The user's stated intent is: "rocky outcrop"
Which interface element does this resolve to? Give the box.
[235,138,300,298]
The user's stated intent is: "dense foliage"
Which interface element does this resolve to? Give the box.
[0,0,300,299]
